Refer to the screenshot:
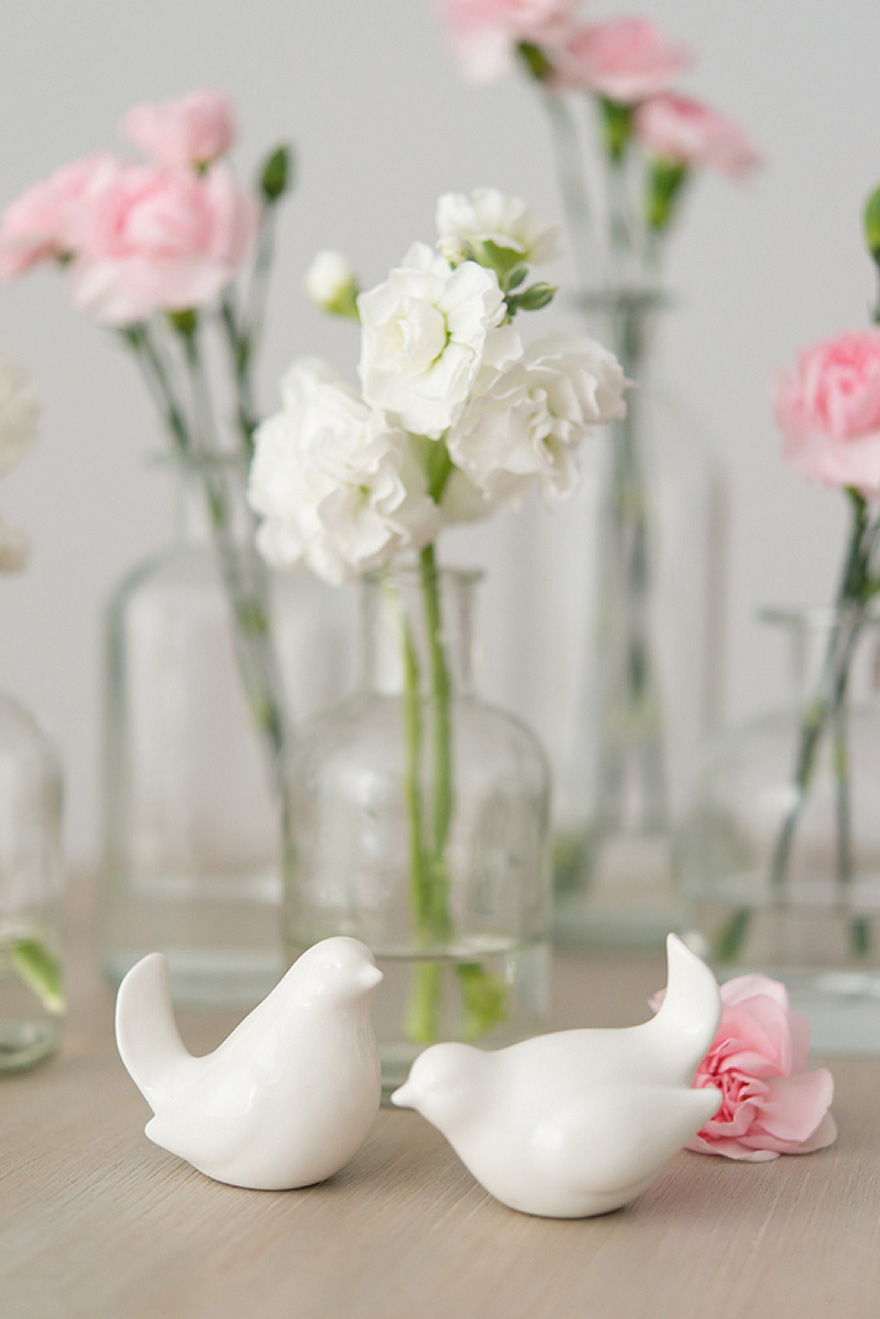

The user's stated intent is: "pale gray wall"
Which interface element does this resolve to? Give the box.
[1,1,878,860]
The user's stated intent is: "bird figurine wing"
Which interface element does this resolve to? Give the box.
[531,1084,722,1205]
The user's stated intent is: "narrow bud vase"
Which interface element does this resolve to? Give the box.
[683,607,880,1052]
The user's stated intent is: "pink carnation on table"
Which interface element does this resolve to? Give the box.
[650,974,837,1161]
[67,162,257,326]
[634,93,759,180]
[433,0,578,82]
[122,89,235,170]
[774,331,880,500]
[0,154,121,279]
[555,17,690,103]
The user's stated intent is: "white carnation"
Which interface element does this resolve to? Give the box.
[357,243,515,440]
[248,359,439,585]
[0,345,38,479]
[447,333,628,505]
[304,249,358,314]
[436,188,561,267]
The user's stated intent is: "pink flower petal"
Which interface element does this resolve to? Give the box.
[756,1070,835,1144]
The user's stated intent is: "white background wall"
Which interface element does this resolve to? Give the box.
[1,0,879,862]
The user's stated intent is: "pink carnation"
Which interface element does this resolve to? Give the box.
[774,331,880,499]
[0,154,120,279]
[651,975,837,1162]
[635,93,759,180]
[122,89,235,170]
[68,163,257,326]
[556,17,690,103]
[434,0,577,82]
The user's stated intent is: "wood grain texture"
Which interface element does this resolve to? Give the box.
[2,877,878,1319]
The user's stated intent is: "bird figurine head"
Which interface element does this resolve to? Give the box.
[390,934,724,1218]
[288,936,384,1008]
[391,1042,485,1126]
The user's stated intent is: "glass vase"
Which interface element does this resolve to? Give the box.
[553,289,723,946]
[287,562,551,1095]
[0,692,64,1071]
[98,456,355,1007]
[682,608,880,1053]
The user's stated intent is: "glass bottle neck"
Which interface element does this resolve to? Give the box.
[577,289,669,379]
[765,608,880,706]
[171,457,255,547]
[361,566,480,697]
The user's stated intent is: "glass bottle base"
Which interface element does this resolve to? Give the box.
[553,831,686,947]
[0,1019,61,1072]
[374,939,549,1100]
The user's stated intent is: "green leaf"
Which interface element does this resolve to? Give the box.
[10,939,64,1015]
[458,964,509,1041]
[260,145,292,203]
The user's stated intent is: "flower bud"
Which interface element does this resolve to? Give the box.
[260,145,292,203]
[304,250,360,319]
[865,184,880,264]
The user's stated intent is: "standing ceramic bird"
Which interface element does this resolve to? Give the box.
[392,933,722,1218]
[115,936,383,1190]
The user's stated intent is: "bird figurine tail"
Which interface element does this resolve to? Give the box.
[115,953,192,1112]
[639,934,722,1086]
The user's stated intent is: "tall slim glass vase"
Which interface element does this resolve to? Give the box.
[98,456,355,1006]
[554,289,724,945]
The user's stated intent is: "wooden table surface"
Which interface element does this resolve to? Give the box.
[2,879,879,1319]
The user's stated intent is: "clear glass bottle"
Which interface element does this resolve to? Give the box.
[0,692,64,1070]
[682,608,880,1052]
[553,290,724,946]
[287,564,551,1095]
[98,457,355,1007]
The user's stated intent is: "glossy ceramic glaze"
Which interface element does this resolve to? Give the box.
[115,937,382,1189]
[392,934,722,1218]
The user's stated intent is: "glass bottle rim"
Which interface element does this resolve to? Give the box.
[760,604,880,631]
[147,450,250,475]
[363,562,484,588]
[573,287,676,315]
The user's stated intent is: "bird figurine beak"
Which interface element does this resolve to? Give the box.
[389,1083,414,1108]
[358,963,383,990]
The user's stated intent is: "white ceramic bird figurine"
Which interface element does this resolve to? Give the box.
[115,936,383,1190]
[392,933,723,1218]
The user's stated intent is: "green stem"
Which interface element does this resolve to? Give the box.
[219,291,259,458]
[246,202,277,358]
[769,492,869,891]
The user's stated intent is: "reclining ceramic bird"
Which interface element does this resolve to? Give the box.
[115,936,383,1190]
[392,933,722,1218]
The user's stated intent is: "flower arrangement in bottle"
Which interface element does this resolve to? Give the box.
[249,189,627,1074]
[432,3,759,936]
[0,93,299,985]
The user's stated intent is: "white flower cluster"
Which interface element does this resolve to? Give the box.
[0,344,38,573]
[250,190,627,584]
